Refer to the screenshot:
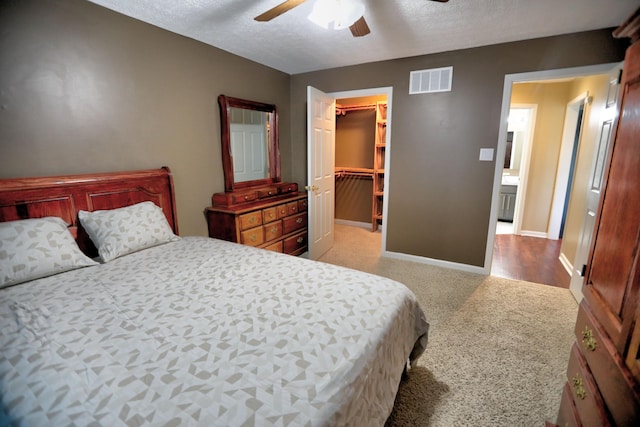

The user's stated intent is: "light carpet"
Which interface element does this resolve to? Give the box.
[318,224,578,426]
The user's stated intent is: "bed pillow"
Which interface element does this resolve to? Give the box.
[0,216,98,288]
[78,201,179,262]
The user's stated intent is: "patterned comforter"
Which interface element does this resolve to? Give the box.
[1,237,429,426]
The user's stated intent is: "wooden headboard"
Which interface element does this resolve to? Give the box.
[0,167,178,257]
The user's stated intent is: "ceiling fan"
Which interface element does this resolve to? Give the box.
[254,0,450,37]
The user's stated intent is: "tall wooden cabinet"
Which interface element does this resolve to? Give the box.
[553,9,640,426]
[372,102,386,232]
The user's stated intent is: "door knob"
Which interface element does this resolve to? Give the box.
[305,185,319,192]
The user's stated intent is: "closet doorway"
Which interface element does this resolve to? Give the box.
[329,88,392,248]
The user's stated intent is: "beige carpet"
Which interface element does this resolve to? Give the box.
[318,224,578,426]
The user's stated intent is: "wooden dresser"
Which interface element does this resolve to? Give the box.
[206,192,308,256]
[551,9,640,427]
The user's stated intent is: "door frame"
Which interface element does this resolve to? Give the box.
[506,104,537,235]
[484,62,620,273]
[328,86,393,252]
[548,92,589,240]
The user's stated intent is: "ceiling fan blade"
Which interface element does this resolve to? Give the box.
[429,0,449,2]
[349,16,370,37]
[255,0,307,22]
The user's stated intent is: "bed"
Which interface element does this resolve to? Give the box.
[0,167,429,426]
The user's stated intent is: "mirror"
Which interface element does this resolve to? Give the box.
[218,95,280,192]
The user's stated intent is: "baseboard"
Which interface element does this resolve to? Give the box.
[519,230,549,238]
[334,219,372,230]
[382,250,487,275]
[558,252,573,276]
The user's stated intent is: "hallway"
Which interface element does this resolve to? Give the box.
[491,233,571,288]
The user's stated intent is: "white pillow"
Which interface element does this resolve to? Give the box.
[0,217,98,288]
[78,201,179,262]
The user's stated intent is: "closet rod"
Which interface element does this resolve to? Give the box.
[336,103,376,115]
[335,167,374,178]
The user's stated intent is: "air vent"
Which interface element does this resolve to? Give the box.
[409,66,453,94]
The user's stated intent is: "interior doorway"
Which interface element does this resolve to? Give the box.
[486,63,619,286]
[329,87,392,251]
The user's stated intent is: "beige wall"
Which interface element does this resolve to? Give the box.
[0,0,291,237]
[511,82,572,232]
[510,74,611,267]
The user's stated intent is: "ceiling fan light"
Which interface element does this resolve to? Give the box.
[308,0,364,31]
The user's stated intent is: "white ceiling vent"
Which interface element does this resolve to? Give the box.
[409,66,453,94]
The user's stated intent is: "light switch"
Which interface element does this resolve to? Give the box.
[479,148,494,161]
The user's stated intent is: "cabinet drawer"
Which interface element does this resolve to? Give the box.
[239,211,262,230]
[264,221,283,242]
[283,212,307,234]
[232,191,258,204]
[240,227,264,246]
[276,203,289,219]
[287,201,299,215]
[263,207,277,223]
[298,198,308,212]
[557,382,580,427]
[575,302,640,425]
[263,240,283,253]
[284,230,307,254]
[258,187,278,198]
[566,344,611,427]
[278,182,297,195]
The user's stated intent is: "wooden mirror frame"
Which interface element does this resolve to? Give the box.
[218,95,281,192]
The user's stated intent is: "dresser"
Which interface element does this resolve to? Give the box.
[206,192,308,256]
[551,8,640,427]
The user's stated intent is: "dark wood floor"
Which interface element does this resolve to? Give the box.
[491,232,570,288]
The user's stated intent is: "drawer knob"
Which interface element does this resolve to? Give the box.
[581,327,597,351]
[297,237,304,243]
[271,226,278,233]
[572,373,586,400]
[296,218,303,224]
[250,234,257,242]
[249,217,256,224]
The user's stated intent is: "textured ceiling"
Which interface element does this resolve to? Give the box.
[87,0,638,74]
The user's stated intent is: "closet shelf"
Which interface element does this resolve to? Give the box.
[334,167,374,178]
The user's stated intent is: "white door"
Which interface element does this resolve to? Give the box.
[569,64,623,301]
[306,86,335,260]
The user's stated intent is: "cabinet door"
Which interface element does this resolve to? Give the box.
[583,41,640,353]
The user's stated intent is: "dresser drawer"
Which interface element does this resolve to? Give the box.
[283,212,307,234]
[276,203,289,219]
[557,383,580,427]
[284,230,307,255]
[566,344,611,427]
[263,240,283,253]
[287,201,299,215]
[258,187,278,198]
[240,227,264,246]
[575,302,640,425]
[239,211,262,230]
[262,207,277,223]
[264,221,283,242]
[298,199,308,212]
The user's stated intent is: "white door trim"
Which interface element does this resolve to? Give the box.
[484,62,619,274]
[507,104,537,236]
[329,86,393,252]
[547,91,589,240]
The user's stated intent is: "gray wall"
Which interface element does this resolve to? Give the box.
[0,0,291,237]
[290,30,627,267]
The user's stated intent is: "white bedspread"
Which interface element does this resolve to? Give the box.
[0,237,428,426]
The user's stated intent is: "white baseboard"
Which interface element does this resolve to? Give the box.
[558,252,573,276]
[519,230,548,238]
[382,250,487,275]
[334,219,372,230]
